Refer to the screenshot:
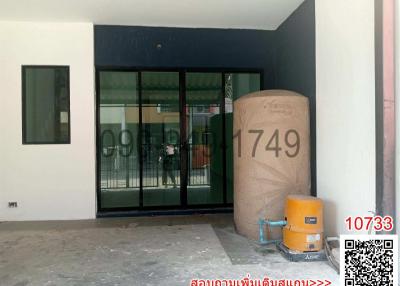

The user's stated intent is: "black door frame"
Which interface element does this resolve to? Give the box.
[95,67,264,214]
[179,71,188,207]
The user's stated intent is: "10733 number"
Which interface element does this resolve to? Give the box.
[345,216,394,232]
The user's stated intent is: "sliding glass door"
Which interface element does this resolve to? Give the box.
[141,72,181,207]
[97,69,261,211]
[98,71,140,208]
[186,73,224,205]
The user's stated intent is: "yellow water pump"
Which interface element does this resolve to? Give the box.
[283,195,324,252]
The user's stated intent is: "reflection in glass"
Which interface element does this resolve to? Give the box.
[99,71,140,208]
[186,73,224,205]
[97,70,261,209]
[23,66,70,143]
[142,72,181,206]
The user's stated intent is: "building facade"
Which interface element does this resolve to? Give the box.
[0,0,398,239]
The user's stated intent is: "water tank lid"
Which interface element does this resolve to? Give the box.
[235,89,306,103]
[287,195,321,201]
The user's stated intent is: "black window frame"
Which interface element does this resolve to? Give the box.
[21,65,71,145]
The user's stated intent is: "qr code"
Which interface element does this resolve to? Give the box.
[340,235,398,286]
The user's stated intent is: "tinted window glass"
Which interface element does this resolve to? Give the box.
[22,66,70,144]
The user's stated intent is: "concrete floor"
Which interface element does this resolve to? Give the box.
[0,214,339,286]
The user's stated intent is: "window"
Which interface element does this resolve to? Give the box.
[22,66,70,144]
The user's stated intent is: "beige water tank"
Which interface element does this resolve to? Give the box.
[233,90,311,240]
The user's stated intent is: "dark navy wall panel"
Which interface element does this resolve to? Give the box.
[95,25,276,88]
[94,2,316,194]
[275,0,316,196]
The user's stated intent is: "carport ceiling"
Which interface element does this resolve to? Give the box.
[0,0,304,30]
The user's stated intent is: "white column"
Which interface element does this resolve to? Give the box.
[395,0,400,238]
[315,0,376,236]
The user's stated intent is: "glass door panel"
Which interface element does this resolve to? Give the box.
[99,71,140,208]
[186,73,224,205]
[142,72,181,206]
[97,70,261,211]
[224,73,261,203]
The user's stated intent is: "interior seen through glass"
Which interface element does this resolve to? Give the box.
[98,71,261,209]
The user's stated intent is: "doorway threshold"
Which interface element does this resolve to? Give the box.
[97,207,233,218]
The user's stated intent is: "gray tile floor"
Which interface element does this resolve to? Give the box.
[0,214,339,286]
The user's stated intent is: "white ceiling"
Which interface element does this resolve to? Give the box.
[0,0,304,30]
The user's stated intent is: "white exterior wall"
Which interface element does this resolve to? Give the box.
[0,22,96,220]
[396,1,400,237]
[315,0,376,236]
